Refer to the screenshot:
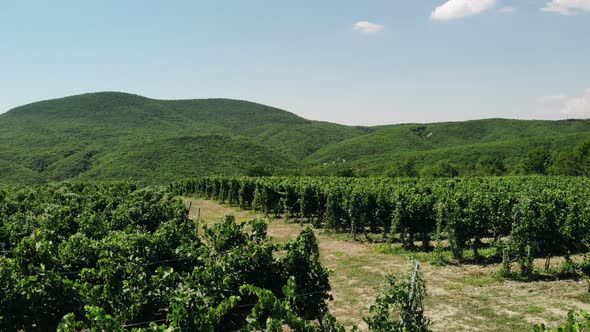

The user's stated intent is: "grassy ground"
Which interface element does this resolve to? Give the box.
[184,198,590,331]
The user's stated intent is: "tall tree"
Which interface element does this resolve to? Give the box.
[521,147,552,175]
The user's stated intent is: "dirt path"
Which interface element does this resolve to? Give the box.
[185,198,590,331]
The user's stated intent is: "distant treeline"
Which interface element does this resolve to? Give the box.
[262,139,590,178]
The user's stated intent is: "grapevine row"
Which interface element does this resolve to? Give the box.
[0,182,333,330]
[170,176,590,266]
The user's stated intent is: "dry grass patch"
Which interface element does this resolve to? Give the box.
[181,197,258,224]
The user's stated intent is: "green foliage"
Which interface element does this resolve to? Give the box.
[246,165,273,177]
[57,305,126,332]
[3,92,590,184]
[522,147,552,175]
[282,227,332,321]
[533,311,590,331]
[364,262,430,332]
[306,119,590,177]
[239,278,318,332]
[551,140,590,176]
[0,182,334,331]
[474,156,507,176]
[420,160,459,178]
[334,168,358,178]
[0,92,361,184]
[386,158,419,177]
[173,176,590,271]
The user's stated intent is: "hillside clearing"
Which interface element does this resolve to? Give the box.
[187,198,590,331]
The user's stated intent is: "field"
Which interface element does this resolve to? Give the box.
[188,198,590,331]
[2,177,590,331]
[172,176,590,268]
[0,183,339,331]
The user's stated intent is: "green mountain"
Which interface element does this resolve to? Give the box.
[304,119,590,175]
[0,92,588,184]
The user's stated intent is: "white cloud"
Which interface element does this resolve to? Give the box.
[538,89,590,118]
[538,93,568,106]
[431,0,497,21]
[353,21,384,34]
[542,0,590,15]
[561,88,590,117]
[499,6,516,13]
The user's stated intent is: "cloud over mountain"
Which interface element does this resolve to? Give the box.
[539,89,590,118]
[431,0,497,21]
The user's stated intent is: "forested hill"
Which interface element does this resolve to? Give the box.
[1,92,589,184]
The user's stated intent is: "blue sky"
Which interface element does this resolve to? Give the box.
[1,0,589,125]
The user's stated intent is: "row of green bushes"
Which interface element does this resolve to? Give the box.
[171,176,590,274]
[0,183,334,330]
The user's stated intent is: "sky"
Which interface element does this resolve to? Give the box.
[0,0,589,126]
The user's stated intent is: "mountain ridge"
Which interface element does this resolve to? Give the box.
[0,91,588,184]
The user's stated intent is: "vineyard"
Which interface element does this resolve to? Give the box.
[0,183,341,331]
[171,176,590,275]
[2,178,590,331]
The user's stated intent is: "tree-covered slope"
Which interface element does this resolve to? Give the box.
[304,118,590,174]
[77,135,298,183]
[0,92,589,184]
[0,92,361,183]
